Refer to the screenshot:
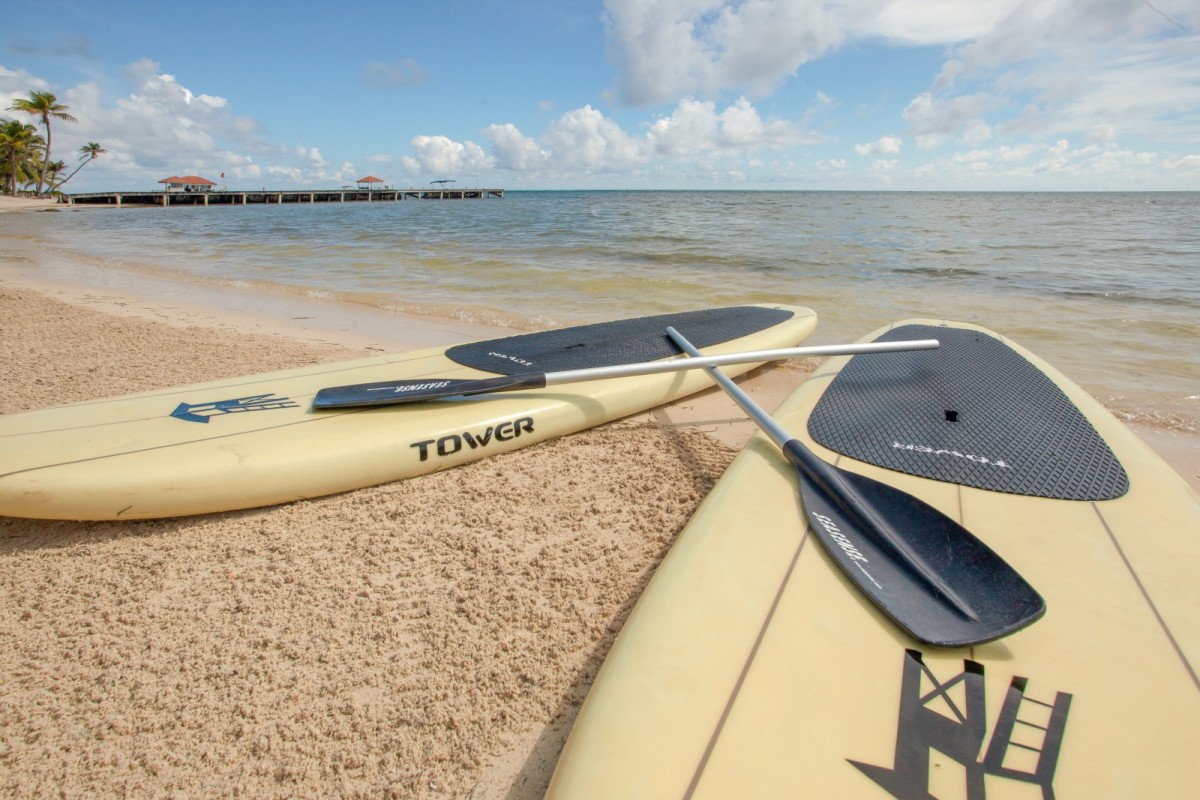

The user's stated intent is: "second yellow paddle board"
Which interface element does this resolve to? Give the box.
[0,305,816,520]
[548,319,1200,798]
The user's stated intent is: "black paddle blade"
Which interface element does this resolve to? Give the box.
[783,440,1045,647]
[312,373,547,409]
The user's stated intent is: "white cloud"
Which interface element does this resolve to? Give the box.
[265,165,303,182]
[600,0,1199,185]
[483,123,549,170]
[852,0,1016,45]
[716,96,809,146]
[602,0,845,105]
[306,148,328,170]
[855,135,902,156]
[647,98,720,156]
[903,91,998,149]
[646,96,815,155]
[7,59,373,190]
[42,59,275,186]
[889,136,1182,188]
[401,135,493,176]
[541,105,646,170]
[1166,153,1200,171]
[952,143,1040,164]
[601,1,1154,107]
[905,1,1200,147]
[475,97,813,176]
[1,65,53,108]
[12,58,815,190]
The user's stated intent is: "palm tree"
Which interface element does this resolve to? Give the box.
[7,91,77,196]
[0,119,45,195]
[44,160,66,191]
[51,142,105,192]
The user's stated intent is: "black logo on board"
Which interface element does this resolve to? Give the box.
[170,394,299,423]
[851,649,1072,799]
[410,416,535,461]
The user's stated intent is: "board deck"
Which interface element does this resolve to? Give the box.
[0,305,815,520]
[546,319,1200,799]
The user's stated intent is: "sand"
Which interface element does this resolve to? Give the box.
[2,216,1197,798]
[0,195,62,214]
[0,275,803,798]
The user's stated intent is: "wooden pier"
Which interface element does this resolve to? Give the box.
[64,187,504,207]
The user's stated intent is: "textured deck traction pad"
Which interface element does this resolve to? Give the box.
[447,306,795,375]
[808,324,1128,500]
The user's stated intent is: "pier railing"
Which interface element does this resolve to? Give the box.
[64,187,504,207]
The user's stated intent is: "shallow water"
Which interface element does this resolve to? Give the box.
[5,190,1198,431]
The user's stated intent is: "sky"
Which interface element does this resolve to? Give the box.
[2,0,1198,192]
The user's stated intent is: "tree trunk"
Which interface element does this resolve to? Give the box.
[36,117,51,196]
[53,157,92,191]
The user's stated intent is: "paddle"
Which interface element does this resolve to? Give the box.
[665,326,1045,647]
[311,339,940,409]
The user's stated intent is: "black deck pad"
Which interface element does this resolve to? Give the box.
[808,324,1128,500]
[447,306,795,375]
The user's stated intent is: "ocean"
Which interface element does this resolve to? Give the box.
[6,190,1198,432]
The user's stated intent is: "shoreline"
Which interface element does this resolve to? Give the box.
[6,192,1199,438]
[0,222,508,354]
[0,195,63,213]
[2,229,1195,487]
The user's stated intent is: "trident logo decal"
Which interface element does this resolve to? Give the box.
[851,649,1072,799]
[170,393,299,423]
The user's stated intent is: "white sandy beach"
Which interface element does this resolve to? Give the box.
[0,195,62,213]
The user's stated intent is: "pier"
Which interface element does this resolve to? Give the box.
[64,187,505,207]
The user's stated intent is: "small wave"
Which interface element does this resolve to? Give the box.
[893,265,985,278]
[1055,288,1199,308]
[1106,406,1199,435]
[375,300,559,332]
[980,242,1062,251]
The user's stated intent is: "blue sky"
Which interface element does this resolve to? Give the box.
[3,0,1198,191]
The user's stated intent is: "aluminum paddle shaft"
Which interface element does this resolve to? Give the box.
[312,339,940,409]
[665,326,1045,647]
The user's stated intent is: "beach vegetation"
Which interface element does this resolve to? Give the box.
[44,160,67,191]
[0,119,46,195]
[50,143,107,192]
[7,91,77,197]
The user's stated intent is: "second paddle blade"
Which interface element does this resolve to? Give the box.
[785,440,1046,647]
[312,373,547,408]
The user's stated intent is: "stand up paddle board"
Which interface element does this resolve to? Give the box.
[0,305,815,520]
[547,319,1200,798]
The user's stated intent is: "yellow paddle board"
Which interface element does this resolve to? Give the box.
[0,305,815,520]
[547,319,1200,798]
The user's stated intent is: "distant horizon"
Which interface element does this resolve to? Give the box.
[6,2,1196,193]
[61,185,1198,195]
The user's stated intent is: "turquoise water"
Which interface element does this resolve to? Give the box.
[6,190,1199,431]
